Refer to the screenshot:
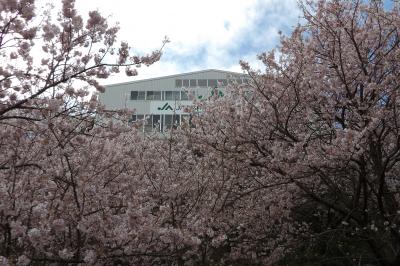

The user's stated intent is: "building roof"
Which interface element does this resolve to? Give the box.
[104,69,248,87]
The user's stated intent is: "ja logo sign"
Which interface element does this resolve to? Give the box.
[157,103,174,111]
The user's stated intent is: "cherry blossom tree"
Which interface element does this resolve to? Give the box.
[0,0,168,264]
[2,0,400,265]
[179,0,400,265]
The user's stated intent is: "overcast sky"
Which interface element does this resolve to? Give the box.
[68,0,301,84]
[37,0,396,84]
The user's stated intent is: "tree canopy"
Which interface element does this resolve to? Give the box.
[1,0,400,265]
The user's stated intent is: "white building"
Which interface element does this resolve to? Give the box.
[99,69,249,132]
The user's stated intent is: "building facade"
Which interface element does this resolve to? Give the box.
[99,69,249,132]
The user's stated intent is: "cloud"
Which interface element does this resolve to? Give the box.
[70,0,300,83]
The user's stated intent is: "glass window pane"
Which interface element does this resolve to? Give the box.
[175,79,182,88]
[164,91,181,101]
[130,91,138,100]
[181,91,189,100]
[146,91,161,100]
[165,91,173,100]
[198,79,207,87]
[129,114,137,123]
[189,79,197,87]
[173,114,180,129]
[164,115,173,130]
[146,91,154,100]
[174,91,180,100]
[137,91,145,100]
[152,115,161,132]
[144,115,152,132]
[182,79,189,87]
[153,91,161,100]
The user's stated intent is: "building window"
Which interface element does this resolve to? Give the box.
[198,79,207,87]
[146,91,161,100]
[173,114,180,128]
[132,114,192,132]
[144,115,152,132]
[164,91,178,100]
[140,115,163,132]
[131,91,145,100]
[154,91,162,100]
[130,114,144,122]
[164,114,173,130]
[164,91,173,100]
[189,79,197,87]
[129,114,136,123]
[174,91,181,100]
[152,115,161,132]
[163,114,180,130]
[164,91,180,101]
[182,79,189,87]
[181,91,189,100]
